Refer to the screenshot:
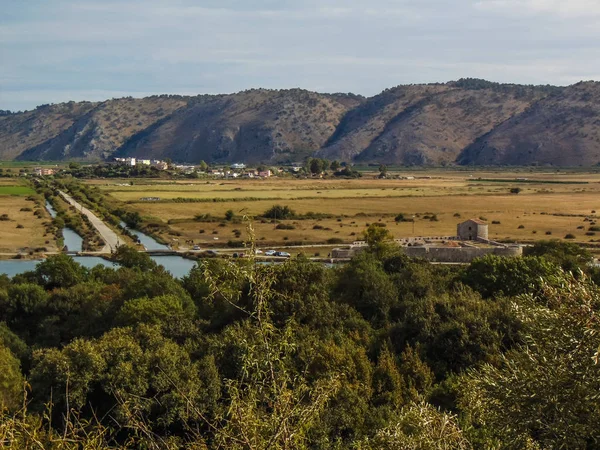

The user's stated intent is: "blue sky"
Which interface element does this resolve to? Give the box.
[2,0,599,111]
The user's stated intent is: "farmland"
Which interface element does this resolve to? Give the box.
[0,185,56,254]
[91,170,600,254]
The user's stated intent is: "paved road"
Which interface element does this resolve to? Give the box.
[59,191,121,253]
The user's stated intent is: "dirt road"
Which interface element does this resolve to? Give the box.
[59,191,121,253]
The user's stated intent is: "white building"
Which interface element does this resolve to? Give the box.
[231,163,246,170]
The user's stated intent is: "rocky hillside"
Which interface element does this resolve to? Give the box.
[458,82,600,166]
[1,79,599,166]
[116,89,363,164]
[14,97,188,161]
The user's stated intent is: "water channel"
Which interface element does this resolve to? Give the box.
[0,204,198,279]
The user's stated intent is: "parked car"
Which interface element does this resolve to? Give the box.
[192,245,201,250]
[205,250,218,257]
[254,249,263,254]
[264,250,277,256]
[275,251,291,258]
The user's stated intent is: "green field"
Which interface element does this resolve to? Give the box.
[0,185,36,196]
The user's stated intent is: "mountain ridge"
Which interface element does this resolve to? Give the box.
[1,79,599,166]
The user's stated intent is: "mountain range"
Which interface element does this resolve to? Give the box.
[1,78,600,166]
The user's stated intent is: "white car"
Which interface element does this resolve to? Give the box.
[254,249,263,254]
[276,251,291,258]
[264,250,277,256]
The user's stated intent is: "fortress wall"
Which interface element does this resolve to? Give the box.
[403,245,522,263]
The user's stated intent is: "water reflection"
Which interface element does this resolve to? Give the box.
[120,222,169,251]
[63,228,83,252]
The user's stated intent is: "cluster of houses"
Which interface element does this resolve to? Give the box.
[113,157,168,170]
[33,167,56,176]
[207,165,273,179]
[112,158,278,178]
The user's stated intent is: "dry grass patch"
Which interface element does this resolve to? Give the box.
[0,196,56,253]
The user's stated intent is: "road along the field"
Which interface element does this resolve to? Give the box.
[59,191,122,253]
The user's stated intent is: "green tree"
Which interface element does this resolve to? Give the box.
[117,294,196,328]
[309,158,323,175]
[363,224,394,257]
[112,245,158,271]
[334,251,398,325]
[201,257,340,449]
[0,344,23,411]
[460,273,600,448]
[199,160,208,172]
[263,205,295,220]
[524,239,593,273]
[462,254,559,298]
[34,254,87,289]
[225,209,235,221]
[330,160,341,171]
[372,345,404,408]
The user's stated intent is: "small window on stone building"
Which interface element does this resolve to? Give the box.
[468,227,472,231]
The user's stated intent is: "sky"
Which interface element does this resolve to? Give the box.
[1,0,599,111]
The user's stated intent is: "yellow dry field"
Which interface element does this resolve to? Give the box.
[98,170,600,249]
[0,196,56,253]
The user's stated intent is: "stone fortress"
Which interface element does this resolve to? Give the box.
[333,219,523,262]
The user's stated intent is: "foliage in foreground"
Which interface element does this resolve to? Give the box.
[0,239,599,448]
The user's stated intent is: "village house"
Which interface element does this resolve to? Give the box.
[151,161,168,170]
[258,170,272,178]
[34,167,56,176]
[114,157,136,166]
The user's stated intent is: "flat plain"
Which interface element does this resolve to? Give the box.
[91,169,600,253]
[0,185,55,254]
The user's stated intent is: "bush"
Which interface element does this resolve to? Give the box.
[589,226,600,232]
[16,224,24,229]
[313,225,324,230]
[546,231,552,235]
[0,214,9,221]
[564,234,576,239]
[276,224,296,230]
[518,225,525,229]
[263,205,295,220]
[327,238,344,244]
[492,220,501,225]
